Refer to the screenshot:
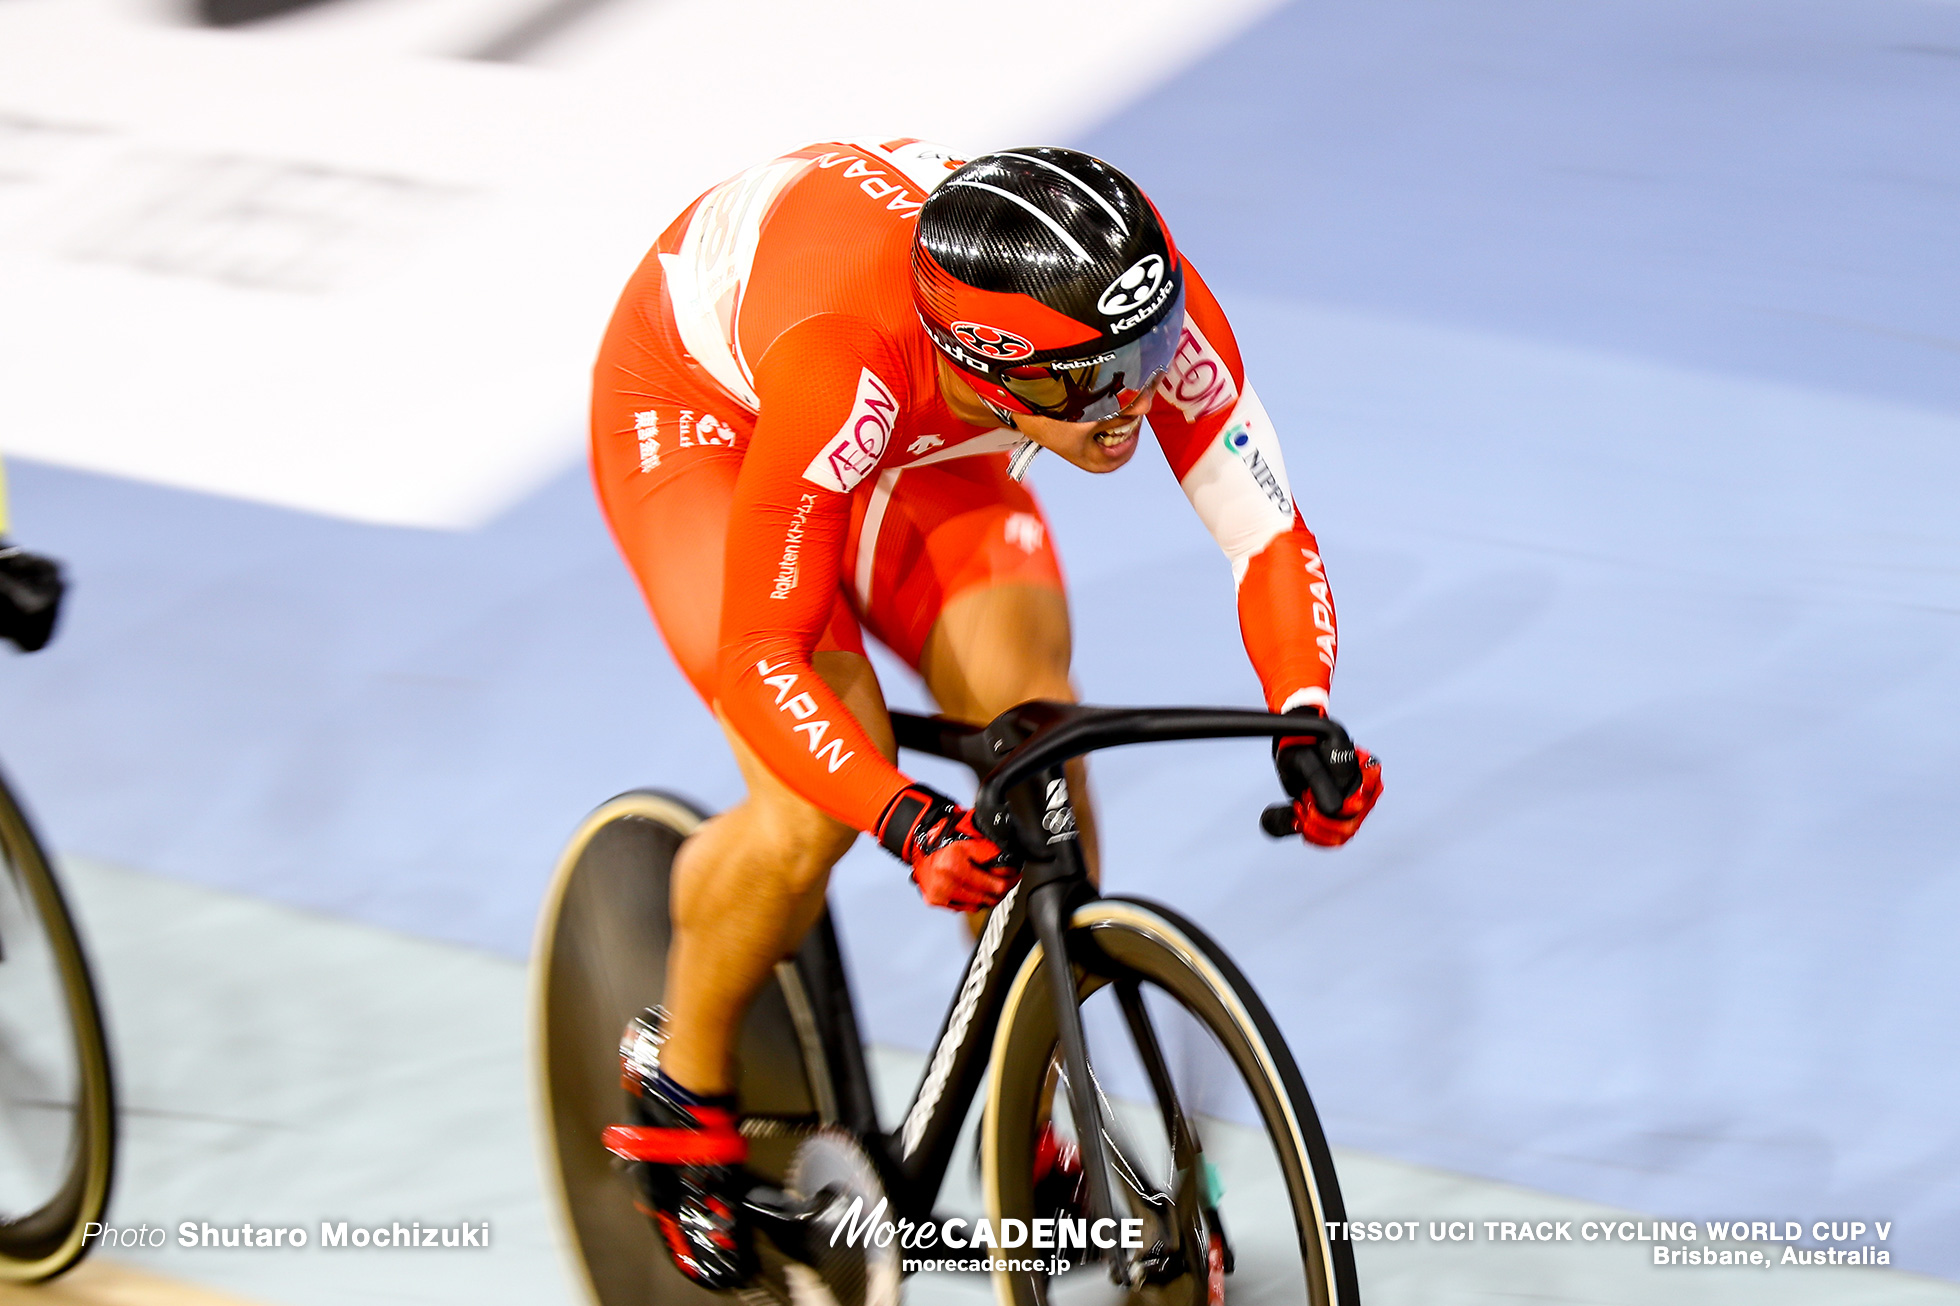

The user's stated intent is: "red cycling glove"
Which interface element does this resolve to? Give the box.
[1288,749,1382,845]
[876,784,1019,911]
[1273,712,1384,848]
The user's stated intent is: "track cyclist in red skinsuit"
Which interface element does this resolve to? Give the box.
[589,139,1383,1289]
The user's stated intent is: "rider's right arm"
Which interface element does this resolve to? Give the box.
[713,315,916,836]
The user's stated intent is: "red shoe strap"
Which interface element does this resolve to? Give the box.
[603,1124,749,1166]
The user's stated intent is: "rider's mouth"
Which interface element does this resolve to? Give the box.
[1093,420,1140,451]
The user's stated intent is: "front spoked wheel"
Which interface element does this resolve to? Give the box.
[0,768,115,1282]
[984,897,1357,1306]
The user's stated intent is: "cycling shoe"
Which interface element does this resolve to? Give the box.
[602,1009,757,1291]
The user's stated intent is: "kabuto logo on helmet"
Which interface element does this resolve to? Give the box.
[950,322,1033,361]
[1097,254,1166,318]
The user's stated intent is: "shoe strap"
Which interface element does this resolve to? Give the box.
[603,1122,749,1166]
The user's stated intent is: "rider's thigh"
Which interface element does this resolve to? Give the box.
[850,455,1066,678]
[596,433,869,702]
[895,475,1101,891]
[918,584,1076,724]
[599,448,741,701]
[922,584,1100,914]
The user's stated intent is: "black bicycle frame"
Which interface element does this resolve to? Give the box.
[828,702,1350,1235]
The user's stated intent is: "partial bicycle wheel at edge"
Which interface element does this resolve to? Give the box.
[0,767,115,1282]
[983,897,1357,1306]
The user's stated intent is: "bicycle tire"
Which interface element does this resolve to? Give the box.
[531,790,843,1306]
[983,896,1357,1306]
[0,765,115,1283]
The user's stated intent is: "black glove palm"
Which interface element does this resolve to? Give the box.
[0,544,66,652]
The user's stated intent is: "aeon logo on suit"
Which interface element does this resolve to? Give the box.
[1158,324,1238,421]
[803,368,899,493]
[950,322,1032,361]
[1097,254,1165,317]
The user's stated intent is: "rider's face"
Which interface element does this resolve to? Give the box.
[936,356,1155,474]
[1012,389,1155,474]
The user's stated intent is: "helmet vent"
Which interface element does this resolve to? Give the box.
[946,179,1092,262]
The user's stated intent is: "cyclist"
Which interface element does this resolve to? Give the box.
[590,140,1383,1289]
[0,458,66,654]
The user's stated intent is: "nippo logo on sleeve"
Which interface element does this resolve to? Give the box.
[950,322,1033,361]
[1097,254,1165,317]
[802,367,899,493]
[1221,420,1290,515]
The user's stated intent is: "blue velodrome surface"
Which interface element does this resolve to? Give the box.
[6,0,1958,1279]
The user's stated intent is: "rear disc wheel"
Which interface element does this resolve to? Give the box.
[532,791,842,1306]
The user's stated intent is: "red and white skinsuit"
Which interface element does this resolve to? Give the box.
[591,138,1340,836]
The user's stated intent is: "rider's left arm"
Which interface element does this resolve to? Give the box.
[1148,268,1382,843]
[1147,263,1338,714]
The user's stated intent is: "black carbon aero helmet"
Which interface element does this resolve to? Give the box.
[913,148,1185,424]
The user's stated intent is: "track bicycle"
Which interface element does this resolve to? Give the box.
[0,760,117,1282]
[0,541,116,1283]
[535,700,1362,1306]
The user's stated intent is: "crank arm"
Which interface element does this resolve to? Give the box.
[742,1181,830,1266]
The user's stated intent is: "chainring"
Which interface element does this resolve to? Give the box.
[784,1129,902,1306]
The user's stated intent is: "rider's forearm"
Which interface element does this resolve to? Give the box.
[1237,527,1338,714]
[715,632,909,835]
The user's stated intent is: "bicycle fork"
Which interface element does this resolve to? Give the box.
[1026,873,1136,1287]
[1017,756,1150,1289]
[1019,760,1215,1291]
